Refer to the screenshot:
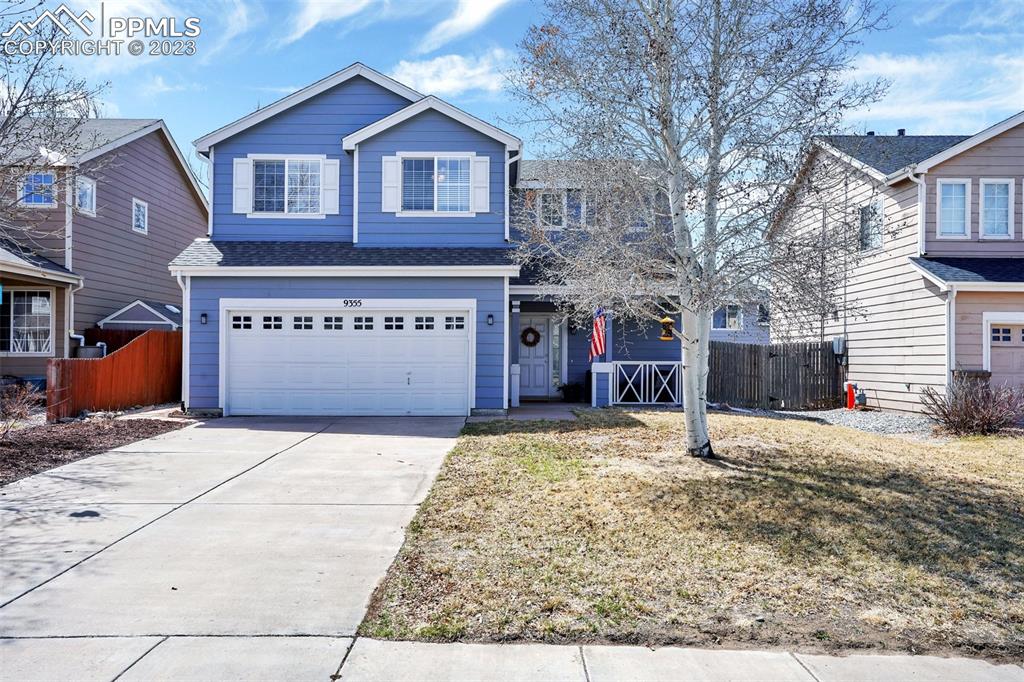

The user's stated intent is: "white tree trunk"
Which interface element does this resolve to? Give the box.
[681,308,714,457]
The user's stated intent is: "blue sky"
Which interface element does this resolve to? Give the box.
[58,0,1024,169]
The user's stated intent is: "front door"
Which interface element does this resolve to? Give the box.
[520,316,551,398]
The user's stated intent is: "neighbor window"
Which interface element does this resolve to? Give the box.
[540,192,565,230]
[20,172,56,207]
[75,176,96,215]
[757,304,770,326]
[252,157,322,214]
[713,305,742,330]
[132,198,148,234]
[937,180,969,237]
[980,179,1012,238]
[0,289,52,354]
[401,156,471,213]
[858,200,883,251]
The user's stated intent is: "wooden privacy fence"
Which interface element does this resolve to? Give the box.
[83,327,147,353]
[707,340,843,410]
[47,330,181,421]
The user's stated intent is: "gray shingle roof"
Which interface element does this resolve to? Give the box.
[0,236,77,277]
[911,257,1023,284]
[819,135,969,175]
[170,240,517,269]
[2,118,159,164]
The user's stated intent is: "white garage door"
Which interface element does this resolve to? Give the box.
[224,308,472,416]
[991,325,1024,390]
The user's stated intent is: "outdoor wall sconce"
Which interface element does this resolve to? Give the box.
[659,315,674,341]
[200,313,208,325]
[486,314,494,325]
[569,322,577,335]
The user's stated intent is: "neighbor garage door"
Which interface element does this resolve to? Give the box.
[224,307,472,416]
[991,325,1024,390]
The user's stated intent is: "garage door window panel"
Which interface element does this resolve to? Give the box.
[324,316,343,330]
[293,316,313,330]
[415,316,435,330]
[354,316,373,330]
[262,315,282,330]
[384,316,404,330]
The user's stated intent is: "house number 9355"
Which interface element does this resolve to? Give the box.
[342,299,363,307]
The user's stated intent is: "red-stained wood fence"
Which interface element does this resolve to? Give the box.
[46,330,181,421]
[83,327,148,353]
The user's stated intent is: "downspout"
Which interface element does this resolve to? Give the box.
[945,285,957,391]
[176,272,190,412]
[68,280,85,356]
[908,168,926,256]
[64,170,74,270]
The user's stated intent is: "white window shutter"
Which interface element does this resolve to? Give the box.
[232,158,252,214]
[381,156,400,212]
[472,156,490,213]
[322,159,340,214]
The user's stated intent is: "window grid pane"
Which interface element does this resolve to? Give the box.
[10,290,51,353]
[402,158,434,211]
[262,315,282,330]
[415,316,435,330]
[939,183,967,235]
[22,173,55,205]
[286,160,321,214]
[541,193,564,227]
[324,316,343,330]
[253,160,285,213]
[436,157,470,212]
[133,201,147,232]
[983,183,1009,235]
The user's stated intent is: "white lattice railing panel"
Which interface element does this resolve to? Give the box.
[612,362,682,405]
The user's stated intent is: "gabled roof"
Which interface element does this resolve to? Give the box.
[194,63,424,154]
[170,239,518,275]
[0,237,81,284]
[342,95,521,151]
[817,135,968,176]
[97,299,182,329]
[2,118,208,215]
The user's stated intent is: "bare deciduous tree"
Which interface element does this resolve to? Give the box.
[509,0,888,457]
[0,1,107,250]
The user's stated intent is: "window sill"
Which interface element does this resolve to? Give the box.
[18,203,58,209]
[247,213,326,220]
[980,234,1013,240]
[132,227,148,235]
[396,211,476,218]
[0,351,54,358]
[935,233,971,240]
[77,209,96,218]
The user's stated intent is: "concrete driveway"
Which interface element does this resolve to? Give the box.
[0,416,461,681]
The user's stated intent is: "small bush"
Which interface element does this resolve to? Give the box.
[1,383,43,440]
[921,374,1024,435]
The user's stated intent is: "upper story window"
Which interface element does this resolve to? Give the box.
[858,199,883,251]
[937,179,970,238]
[20,172,56,207]
[76,176,96,216]
[253,158,322,215]
[540,191,566,230]
[401,156,471,213]
[132,198,148,234]
[980,179,1013,239]
[0,289,52,355]
[713,305,742,330]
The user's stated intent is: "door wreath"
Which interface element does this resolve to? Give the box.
[520,326,542,347]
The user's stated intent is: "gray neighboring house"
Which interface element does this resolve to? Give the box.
[779,111,1024,412]
[1,119,209,384]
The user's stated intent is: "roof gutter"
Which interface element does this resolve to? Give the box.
[168,264,522,278]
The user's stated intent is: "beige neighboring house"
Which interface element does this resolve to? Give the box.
[781,111,1024,413]
[0,119,208,385]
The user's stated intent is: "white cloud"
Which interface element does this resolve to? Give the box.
[390,49,512,97]
[416,0,516,55]
[199,0,262,63]
[848,50,1024,133]
[281,0,375,45]
[141,75,185,95]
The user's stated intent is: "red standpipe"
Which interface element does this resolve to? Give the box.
[845,382,856,410]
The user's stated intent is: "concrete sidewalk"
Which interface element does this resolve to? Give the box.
[3,636,1020,681]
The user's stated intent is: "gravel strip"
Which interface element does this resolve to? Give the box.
[774,408,936,436]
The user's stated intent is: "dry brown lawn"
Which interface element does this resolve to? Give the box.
[360,410,1023,659]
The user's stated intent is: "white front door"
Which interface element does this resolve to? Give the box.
[520,316,551,397]
[224,308,472,416]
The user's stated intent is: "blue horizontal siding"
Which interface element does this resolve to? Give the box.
[188,276,506,411]
[358,109,506,247]
[210,76,411,241]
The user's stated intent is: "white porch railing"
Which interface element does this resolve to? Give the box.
[612,361,683,405]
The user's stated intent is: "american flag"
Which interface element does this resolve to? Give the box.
[589,307,606,361]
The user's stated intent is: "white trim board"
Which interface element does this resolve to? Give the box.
[982,311,1024,372]
[195,63,423,154]
[170,265,520,277]
[343,96,521,151]
[217,297,477,417]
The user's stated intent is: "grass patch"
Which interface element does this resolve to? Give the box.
[360,410,1024,659]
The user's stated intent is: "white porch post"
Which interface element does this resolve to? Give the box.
[510,300,521,407]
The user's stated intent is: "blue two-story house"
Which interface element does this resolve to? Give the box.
[170,63,767,417]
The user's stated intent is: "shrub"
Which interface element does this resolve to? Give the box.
[920,374,1024,436]
[1,383,43,439]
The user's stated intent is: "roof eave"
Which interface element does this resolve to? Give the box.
[812,139,887,182]
[169,264,521,277]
